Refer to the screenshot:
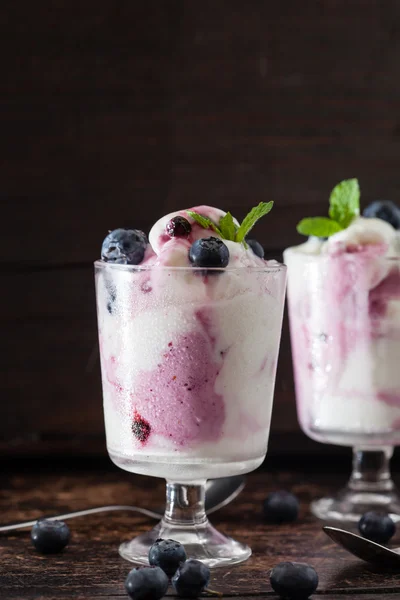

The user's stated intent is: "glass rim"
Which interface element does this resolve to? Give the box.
[94,259,286,273]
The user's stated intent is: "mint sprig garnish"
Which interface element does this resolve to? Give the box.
[297,217,343,238]
[186,201,273,247]
[186,211,221,235]
[328,178,360,228]
[235,201,273,242]
[218,212,237,240]
[297,178,360,238]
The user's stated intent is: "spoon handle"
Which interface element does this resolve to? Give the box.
[0,476,246,533]
[0,505,162,533]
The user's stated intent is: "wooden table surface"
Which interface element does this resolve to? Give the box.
[1,461,400,600]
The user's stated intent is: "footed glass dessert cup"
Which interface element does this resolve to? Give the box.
[95,262,286,567]
[284,249,400,523]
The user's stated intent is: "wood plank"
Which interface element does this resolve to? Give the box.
[2,596,400,600]
[0,0,400,264]
[1,269,102,439]
[3,591,399,600]
[0,469,400,597]
[1,193,396,267]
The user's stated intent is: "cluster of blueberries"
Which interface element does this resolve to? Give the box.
[126,539,210,600]
[101,215,264,270]
[29,490,397,600]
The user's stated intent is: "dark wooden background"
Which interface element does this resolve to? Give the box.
[2,0,400,459]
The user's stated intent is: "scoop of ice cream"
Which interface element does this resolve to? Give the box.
[285,236,325,256]
[285,218,400,308]
[325,217,399,256]
[153,238,192,267]
[149,205,265,267]
[149,206,237,255]
[288,218,400,260]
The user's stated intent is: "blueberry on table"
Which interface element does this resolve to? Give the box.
[358,511,396,544]
[263,491,299,524]
[166,216,192,238]
[125,566,169,600]
[189,237,230,270]
[246,238,265,259]
[172,558,210,598]
[31,518,70,554]
[101,228,148,264]
[148,538,187,578]
[363,200,400,229]
[270,562,318,600]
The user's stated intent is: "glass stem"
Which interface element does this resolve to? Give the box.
[163,481,208,527]
[348,447,394,493]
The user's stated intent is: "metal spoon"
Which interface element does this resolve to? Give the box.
[0,475,245,533]
[323,525,400,567]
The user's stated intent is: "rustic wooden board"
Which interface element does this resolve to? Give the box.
[1,468,400,598]
[1,0,400,266]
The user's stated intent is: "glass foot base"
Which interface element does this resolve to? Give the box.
[311,489,400,523]
[119,518,251,568]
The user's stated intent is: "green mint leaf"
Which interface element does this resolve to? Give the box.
[235,201,274,243]
[186,211,221,235]
[328,178,360,228]
[186,210,213,229]
[297,217,343,238]
[218,212,237,241]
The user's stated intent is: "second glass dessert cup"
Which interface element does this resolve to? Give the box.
[284,249,400,523]
[95,262,287,566]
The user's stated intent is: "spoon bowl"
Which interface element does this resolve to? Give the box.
[323,525,400,568]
